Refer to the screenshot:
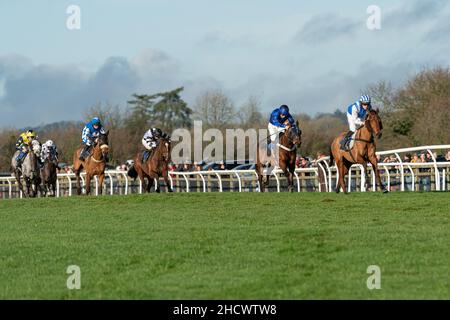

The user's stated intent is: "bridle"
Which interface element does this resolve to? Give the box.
[354,113,380,144]
[91,137,109,163]
[278,126,301,152]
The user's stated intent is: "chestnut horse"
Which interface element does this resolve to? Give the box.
[127,137,173,193]
[73,131,110,195]
[330,109,387,193]
[256,122,302,192]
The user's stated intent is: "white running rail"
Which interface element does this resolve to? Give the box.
[1,145,449,198]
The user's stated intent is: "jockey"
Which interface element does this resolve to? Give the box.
[141,127,170,163]
[40,140,58,163]
[341,95,372,150]
[80,117,107,160]
[15,130,38,167]
[268,105,296,152]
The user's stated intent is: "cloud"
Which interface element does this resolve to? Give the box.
[384,0,449,29]
[294,14,360,46]
[0,50,187,128]
[228,61,418,118]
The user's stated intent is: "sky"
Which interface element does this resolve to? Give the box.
[1,0,450,128]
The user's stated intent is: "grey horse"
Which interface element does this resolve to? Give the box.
[11,141,41,198]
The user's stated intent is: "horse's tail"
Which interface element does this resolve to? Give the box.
[329,144,334,167]
[127,165,138,179]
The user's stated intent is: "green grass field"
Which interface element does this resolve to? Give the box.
[1,192,449,300]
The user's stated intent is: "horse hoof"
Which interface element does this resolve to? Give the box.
[383,189,389,194]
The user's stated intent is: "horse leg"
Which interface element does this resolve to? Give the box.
[15,171,26,198]
[52,180,57,197]
[85,174,91,195]
[283,168,294,193]
[75,172,82,195]
[25,178,31,198]
[146,175,154,193]
[98,173,105,196]
[335,161,347,194]
[162,170,173,193]
[369,158,387,193]
[255,164,264,192]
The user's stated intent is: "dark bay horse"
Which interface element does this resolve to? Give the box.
[330,109,387,193]
[73,131,110,195]
[40,148,58,197]
[128,137,173,193]
[256,121,302,192]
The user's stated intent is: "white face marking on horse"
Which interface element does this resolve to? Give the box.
[165,143,169,147]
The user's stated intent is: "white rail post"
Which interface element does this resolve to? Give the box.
[234,172,242,192]
[406,165,415,192]
[94,176,99,196]
[383,165,390,191]
[108,173,113,195]
[66,175,72,196]
[56,178,60,198]
[348,167,352,193]
[372,165,376,191]
[361,165,367,192]
[7,178,12,199]
[272,171,281,193]
[394,153,405,191]
[214,173,223,192]
[80,174,85,194]
[168,174,174,191]
[442,169,446,191]
[293,171,300,192]
[197,173,206,193]
[427,149,440,191]
[323,160,333,193]
[120,172,129,195]
[182,174,189,193]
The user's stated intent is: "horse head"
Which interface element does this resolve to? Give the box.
[97,130,110,158]
[281,121,302,148]
[159,137,171,162]
[31,140,41,157]
[365,109,383,139]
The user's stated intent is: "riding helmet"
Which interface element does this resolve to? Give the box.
[280,105,289,116]
[359,95,371,105]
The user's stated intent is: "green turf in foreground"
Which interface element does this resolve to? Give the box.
[0,192,449,299]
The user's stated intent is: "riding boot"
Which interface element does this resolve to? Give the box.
[79,145,91,161]
[340,131,354,151]
[142,149,151,164]
[16,151,27,168]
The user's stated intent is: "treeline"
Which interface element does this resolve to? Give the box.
[0,67,449,172]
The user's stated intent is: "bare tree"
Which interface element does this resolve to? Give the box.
[193,90,237,128]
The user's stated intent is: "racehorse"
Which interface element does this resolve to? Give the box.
[128,137,173,193]
[11,140,41,198]
[330,109,387,193]
[40,147,58,197]
[256,121,302,192]
[73,131,110,196]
